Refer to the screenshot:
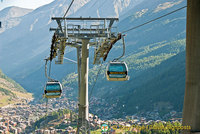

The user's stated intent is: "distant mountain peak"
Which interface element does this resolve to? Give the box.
[0,6,33,33]
[0,6,33,18]
[72,0,144,17]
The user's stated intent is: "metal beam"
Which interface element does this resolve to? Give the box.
[56,19,63,33]
[50,28,107,31]
[76,46,82,110]
[66,34,113,39]
[109,19,115,28]
[52,17,119,21]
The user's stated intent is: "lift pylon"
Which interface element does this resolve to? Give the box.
[50,17,119,133]
[182,0,200,133]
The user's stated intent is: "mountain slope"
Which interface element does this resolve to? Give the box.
[0,6,33,33]
[71,0,144,17]
[0,69,32,107]
[0,0,90,77]
[107,51,185,118]
[61,0,186,118]
[0,0,147,96]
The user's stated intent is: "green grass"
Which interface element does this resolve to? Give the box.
[0,88,15,96]
[0,69,26,93]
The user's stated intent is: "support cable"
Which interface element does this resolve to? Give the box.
[122,6,187,33]
[89,61,104,102]
[113,35,126,61]
[45,59,54,81]
[55,0,75,33]
[63,0,75,18]
[103,6,186,62]
[63,57,77,64]
[49,61,52,78]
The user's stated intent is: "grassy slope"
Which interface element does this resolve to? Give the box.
[0,69,32,107]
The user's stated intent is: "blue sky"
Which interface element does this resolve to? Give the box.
[0,0,54,11]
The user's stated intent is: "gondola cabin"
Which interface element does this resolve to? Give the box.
[44,81,62,98]
[106,61,129,81]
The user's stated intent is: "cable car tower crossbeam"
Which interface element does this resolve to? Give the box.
[50,17,119,134]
